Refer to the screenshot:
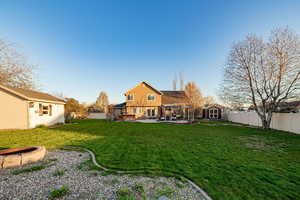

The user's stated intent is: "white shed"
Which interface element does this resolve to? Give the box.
[0,84,65,129]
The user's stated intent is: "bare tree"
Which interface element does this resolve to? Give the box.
[51,92,67,101]
[184,82,204,120]
[220,27,300,129]
[203,96,215,106]
[179,72,184,91]
[95,91,109,113]
[172,73,177,91]
[0,39,36,89]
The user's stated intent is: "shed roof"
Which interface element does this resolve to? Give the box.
[0,84,65,104]
[203,104,225,109]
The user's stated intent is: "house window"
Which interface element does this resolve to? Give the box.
[147,109,156,117]
[148,94,155,101]
[127,94,134,101]
[147,109,151,117]
[133,108,140,114]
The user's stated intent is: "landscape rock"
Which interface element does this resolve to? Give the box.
[158,196,171,200]
[0,150,205,200]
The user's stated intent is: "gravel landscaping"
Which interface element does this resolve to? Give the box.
[0,150,205,200]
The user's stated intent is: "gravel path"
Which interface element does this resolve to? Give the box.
[0,150,205,200]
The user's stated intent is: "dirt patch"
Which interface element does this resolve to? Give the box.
[237,136,288,152]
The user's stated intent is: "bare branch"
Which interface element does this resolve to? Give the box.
[219,27,300,129]
[0,39,36,89]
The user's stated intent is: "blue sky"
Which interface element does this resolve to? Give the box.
[1,0,300,104]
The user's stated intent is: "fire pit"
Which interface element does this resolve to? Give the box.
[0,146,46,169]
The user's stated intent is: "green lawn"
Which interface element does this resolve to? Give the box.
[1,119,299,200]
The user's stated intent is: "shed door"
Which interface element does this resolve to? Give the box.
[209,109,218,119]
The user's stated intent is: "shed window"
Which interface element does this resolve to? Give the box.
[38,104,52,116]
[29,102,34,108]
[43,106,49,114]
[39,104,43,116]
[49,105,52,116]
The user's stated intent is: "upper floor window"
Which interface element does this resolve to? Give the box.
[148,94,155,101]
[127,94,134,101]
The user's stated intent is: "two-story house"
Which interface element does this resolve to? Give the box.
[118,81,190,120]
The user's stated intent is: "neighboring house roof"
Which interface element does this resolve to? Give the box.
[161,91,190,105]
[277,101,300,113]
[114,102,126,108]
[0,84,65,104]
[248,101,300,113]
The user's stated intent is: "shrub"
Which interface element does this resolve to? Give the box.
[49,186,69,199]
[35,124,47,128]
[12,164,46,175]
[53,169,65,176]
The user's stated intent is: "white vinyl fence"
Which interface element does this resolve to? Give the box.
[87,112,107,119]
[225,111,300,134]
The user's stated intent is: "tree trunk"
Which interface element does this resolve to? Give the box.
[259,114,272,129]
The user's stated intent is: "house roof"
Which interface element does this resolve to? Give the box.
[142,81,162,94]
[125,81,162,95]
[123,81,189,105]
[161,91,190,105]
[0,84,65,104]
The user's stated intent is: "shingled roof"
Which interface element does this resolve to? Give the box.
[161,91,190,105]
[277,101,300,113]
[0,84,65,104]
[248,101,300,113]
